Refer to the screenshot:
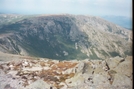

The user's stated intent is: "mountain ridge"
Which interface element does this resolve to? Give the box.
[0,14,132,60]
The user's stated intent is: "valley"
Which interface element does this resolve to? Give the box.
[0,14,132,60]
[0,14,132,89]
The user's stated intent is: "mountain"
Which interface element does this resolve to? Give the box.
[101,16,132,30]
[0,14,37,26]
[0,14,133,88]
[0,14,132,60]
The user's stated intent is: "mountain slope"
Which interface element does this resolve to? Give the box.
[0,14,132,60]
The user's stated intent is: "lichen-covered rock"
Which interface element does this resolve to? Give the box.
[0,56,132,89]
[114,56,132,77]
[25,79,56,89]
[112,74,132,88]
[75,62,85,73]
[105,56,125,69]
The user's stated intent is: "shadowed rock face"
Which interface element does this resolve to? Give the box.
[0,54,132,89]
[0,14,132,60]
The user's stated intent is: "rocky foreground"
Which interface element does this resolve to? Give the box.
[0,55,133,89]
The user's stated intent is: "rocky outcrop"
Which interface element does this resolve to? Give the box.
[0,55,132,89]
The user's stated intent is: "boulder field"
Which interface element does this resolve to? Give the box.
[0,56,132,89]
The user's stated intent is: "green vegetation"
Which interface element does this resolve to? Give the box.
[0,15,132,60]
[100,50,109,57]
[109,52,121,57]
[90,48,100,59]
[107,25,112,32]
[124,50,132,56]
[7,37,20,54]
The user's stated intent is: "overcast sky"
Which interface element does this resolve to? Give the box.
[0,0,132,18]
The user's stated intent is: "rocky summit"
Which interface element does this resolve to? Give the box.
[0,53,132,89]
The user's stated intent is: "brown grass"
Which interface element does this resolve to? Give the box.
[1,59,78,88]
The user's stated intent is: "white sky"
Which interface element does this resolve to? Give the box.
[0,0,132,17]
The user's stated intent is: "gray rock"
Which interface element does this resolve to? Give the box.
[25,79,56,89]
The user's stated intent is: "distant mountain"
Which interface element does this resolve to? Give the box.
[0,14,132,60]
[0,14,37,27]
[101,16,132,30]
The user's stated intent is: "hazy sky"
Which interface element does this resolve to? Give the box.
[0,0,132,17]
